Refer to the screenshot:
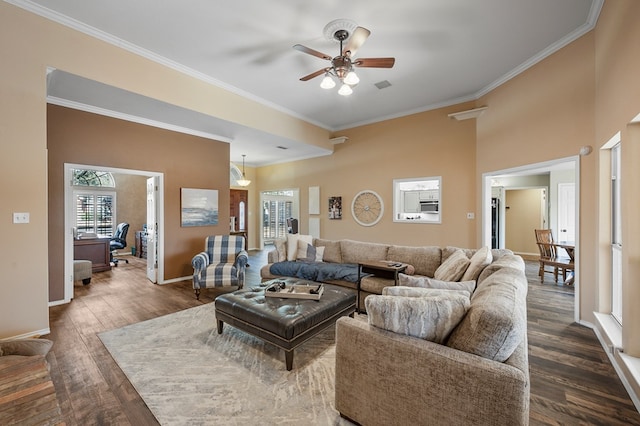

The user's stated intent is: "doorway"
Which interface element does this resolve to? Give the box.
[260,189,299,248]
[482,156,579,321]
[64,163,164,303]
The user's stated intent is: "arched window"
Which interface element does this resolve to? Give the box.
[72,169,115,187]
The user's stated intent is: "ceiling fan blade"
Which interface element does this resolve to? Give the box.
[343,26,371,57]
[293,44,332,61]
[353,57,396,68]
[300,68,331,81]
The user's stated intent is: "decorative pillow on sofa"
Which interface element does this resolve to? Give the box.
[274,238,287,262]
[398,274,476,293]
[461,246,493,282]
[366,293,470,344]
[296,240,324,262]
[434,249,470,281]
[382,286,470,299]
[286,234,313,261]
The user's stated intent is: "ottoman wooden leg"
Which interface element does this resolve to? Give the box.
[217,319,224,334]
[285,350,293,371]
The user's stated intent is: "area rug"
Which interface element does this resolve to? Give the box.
[99,303,357,425]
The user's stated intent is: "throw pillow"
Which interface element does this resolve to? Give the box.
[382,286,471,299]
[286,234,312,261]
[274,238,287,262]
[366,293,470,344]
[461,246,493,281]
[398,273,476,293]
[296,240,324,262]
[434,249,471,281]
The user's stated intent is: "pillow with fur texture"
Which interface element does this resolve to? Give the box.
[434,249,471,281]
[382,286,470,299]
[399,273,476,293]
[366,293,470,344]
[461,246,493,281]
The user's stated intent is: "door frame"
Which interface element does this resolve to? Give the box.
[482,155,580,322]
[63,163,164,303]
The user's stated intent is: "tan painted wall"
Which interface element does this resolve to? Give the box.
[476,30,596,324]
[505,189,544,255]
[0,2,327,338]
[113,173,147,249]
[257,103,478,247]
[47,105,231,301]
[595,0,640,357]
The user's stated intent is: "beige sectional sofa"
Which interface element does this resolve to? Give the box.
[261,237,530,425]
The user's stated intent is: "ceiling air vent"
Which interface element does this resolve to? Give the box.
[276,146,288,150]
[375,80,392,90]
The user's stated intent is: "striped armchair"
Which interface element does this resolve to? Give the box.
[191,235,248,300]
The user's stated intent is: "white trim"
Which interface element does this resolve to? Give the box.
[7,0,603,133]
[594,313,640,411]
[7,0,329,130]
[47,96,233,144]
[160,276,191,285]
[1,328,51,340]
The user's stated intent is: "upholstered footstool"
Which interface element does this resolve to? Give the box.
[215,279,356,370]
[73,260,92,285]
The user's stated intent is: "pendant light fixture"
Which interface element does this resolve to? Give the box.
[237,154,251,187]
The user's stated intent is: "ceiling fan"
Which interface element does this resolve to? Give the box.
[293,20,395,96]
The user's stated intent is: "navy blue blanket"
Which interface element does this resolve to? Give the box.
[269,261,361,283]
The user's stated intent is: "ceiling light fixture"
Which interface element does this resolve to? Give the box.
[236,154,251,187]
[294,19,395,97]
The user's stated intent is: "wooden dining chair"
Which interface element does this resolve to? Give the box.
[534,229,574,283]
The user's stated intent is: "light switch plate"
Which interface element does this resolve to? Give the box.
[13,212,30,223]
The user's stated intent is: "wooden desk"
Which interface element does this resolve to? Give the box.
[74,237,112,272]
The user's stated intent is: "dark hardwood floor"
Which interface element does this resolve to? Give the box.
[45,251,640,425]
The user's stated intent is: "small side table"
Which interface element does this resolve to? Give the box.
[357,261,407,313]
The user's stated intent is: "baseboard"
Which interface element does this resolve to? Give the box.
[48,298,71,307]
[157,275,191,285]
[593,312,640,412]
[1,328,52,340]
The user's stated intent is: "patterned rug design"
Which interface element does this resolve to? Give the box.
[99,303,355,425]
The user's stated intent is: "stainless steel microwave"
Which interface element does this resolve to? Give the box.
[420,201,439,213]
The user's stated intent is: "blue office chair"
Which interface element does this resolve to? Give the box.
[110,223,130,266]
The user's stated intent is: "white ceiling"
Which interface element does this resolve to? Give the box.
[12,0,601,166]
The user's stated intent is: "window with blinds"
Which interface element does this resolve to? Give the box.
[75,192,116,236]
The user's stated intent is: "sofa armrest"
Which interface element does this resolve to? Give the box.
[335,317,529,426]
[267,249,279,263]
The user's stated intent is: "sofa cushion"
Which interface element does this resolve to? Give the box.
[477,253,525,288]
[461,246,493,281]
[387,245,441,277]
[398,273,476,293]
[366,293,470,344]
[434,249,470,281]
[296,240,324,262]
[446,265,527,362]
[313,238,342,263]
[340,239,389,264]
[286,234,313,261]
[360,275,395,294]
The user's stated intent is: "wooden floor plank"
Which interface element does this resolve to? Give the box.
[39,251,640,425]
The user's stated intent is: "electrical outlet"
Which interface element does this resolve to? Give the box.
[13,212,30,223]
[466,212,475,219]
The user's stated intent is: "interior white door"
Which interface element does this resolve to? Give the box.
[146,177,158,283]
[557,182,576,242]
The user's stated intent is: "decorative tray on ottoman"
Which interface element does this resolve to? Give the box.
[264,281,324,300]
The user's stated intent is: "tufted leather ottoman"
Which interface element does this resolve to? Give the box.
[215,278,356,370]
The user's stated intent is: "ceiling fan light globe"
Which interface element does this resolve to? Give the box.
[320,75,336,89]
[344,71,359,85]
[338,83,353,96]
